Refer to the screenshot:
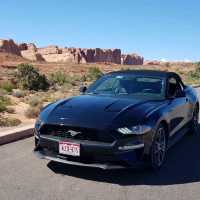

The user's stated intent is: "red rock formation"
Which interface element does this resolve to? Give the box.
[21,50,44,61]
[83,49,95,62]
[0,38,144,65]
[82,48,121,64]
[18,43,28,51]
[121,54,143,65]
[0,39,21,55]
[27,43,37,51]
[112,49,121,64]
[37,45,60,55]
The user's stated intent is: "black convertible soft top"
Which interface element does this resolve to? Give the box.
[108,70,179,78]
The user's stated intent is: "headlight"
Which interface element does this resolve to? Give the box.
[117,125,151,135]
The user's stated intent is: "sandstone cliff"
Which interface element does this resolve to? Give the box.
[0,39,144,65]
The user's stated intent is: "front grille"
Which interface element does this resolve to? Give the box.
[40,125,115,143]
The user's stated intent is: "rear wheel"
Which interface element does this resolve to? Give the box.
[191,105,199,134]
[150,124,167,170]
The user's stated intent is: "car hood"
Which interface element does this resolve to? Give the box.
[40,95,166,129]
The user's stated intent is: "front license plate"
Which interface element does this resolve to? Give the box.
[59,141,80,156]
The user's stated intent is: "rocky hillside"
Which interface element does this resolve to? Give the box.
[0,39,144,65]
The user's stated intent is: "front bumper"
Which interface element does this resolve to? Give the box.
[34,149,145,169]
[34,134,146,169]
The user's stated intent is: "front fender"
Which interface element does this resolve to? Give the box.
[141,102,170,154]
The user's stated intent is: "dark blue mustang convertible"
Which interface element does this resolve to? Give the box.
[34,70,199,170]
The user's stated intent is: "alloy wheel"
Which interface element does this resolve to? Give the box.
[151,126,166,169]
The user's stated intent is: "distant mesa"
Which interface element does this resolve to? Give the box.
[0,38,144,65]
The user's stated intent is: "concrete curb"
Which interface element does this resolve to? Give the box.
[0,125,34,145]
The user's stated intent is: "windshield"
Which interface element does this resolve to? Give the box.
[86,74,165,100]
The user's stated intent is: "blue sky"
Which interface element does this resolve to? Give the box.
[1,0,200,61]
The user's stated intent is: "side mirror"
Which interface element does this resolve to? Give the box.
[79,86,87,94]
[176,89,185,98]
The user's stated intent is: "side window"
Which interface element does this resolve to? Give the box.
[177,79,184,91]
[168,77,177,97]
[168,77,183,97]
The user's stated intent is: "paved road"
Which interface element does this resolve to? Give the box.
[1,134,200,200]
[0,89,200,200]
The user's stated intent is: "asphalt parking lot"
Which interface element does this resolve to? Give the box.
[1,132,200,200]
[0,88,200,200]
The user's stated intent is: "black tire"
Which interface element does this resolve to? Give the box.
[150,124,167,170]
[191,105,199,134]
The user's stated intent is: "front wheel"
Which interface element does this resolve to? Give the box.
[150,124,167,170]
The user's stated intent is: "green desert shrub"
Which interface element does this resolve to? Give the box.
[49,71,78,86]
[0,102,7,113]
[188,63,200,79]
[49,71,67,86]
[0,116,21,127]
[16,63,49,91]
[87,67,103,81]
[195,61,200,66]
[185,63,200,85]
[80,74,87,82]
[25,104,43,119]
[0,96,11,112]
[28,95,43,107]
[0,81,14,93]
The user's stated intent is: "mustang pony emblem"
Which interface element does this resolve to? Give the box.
[68,130,81,137]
